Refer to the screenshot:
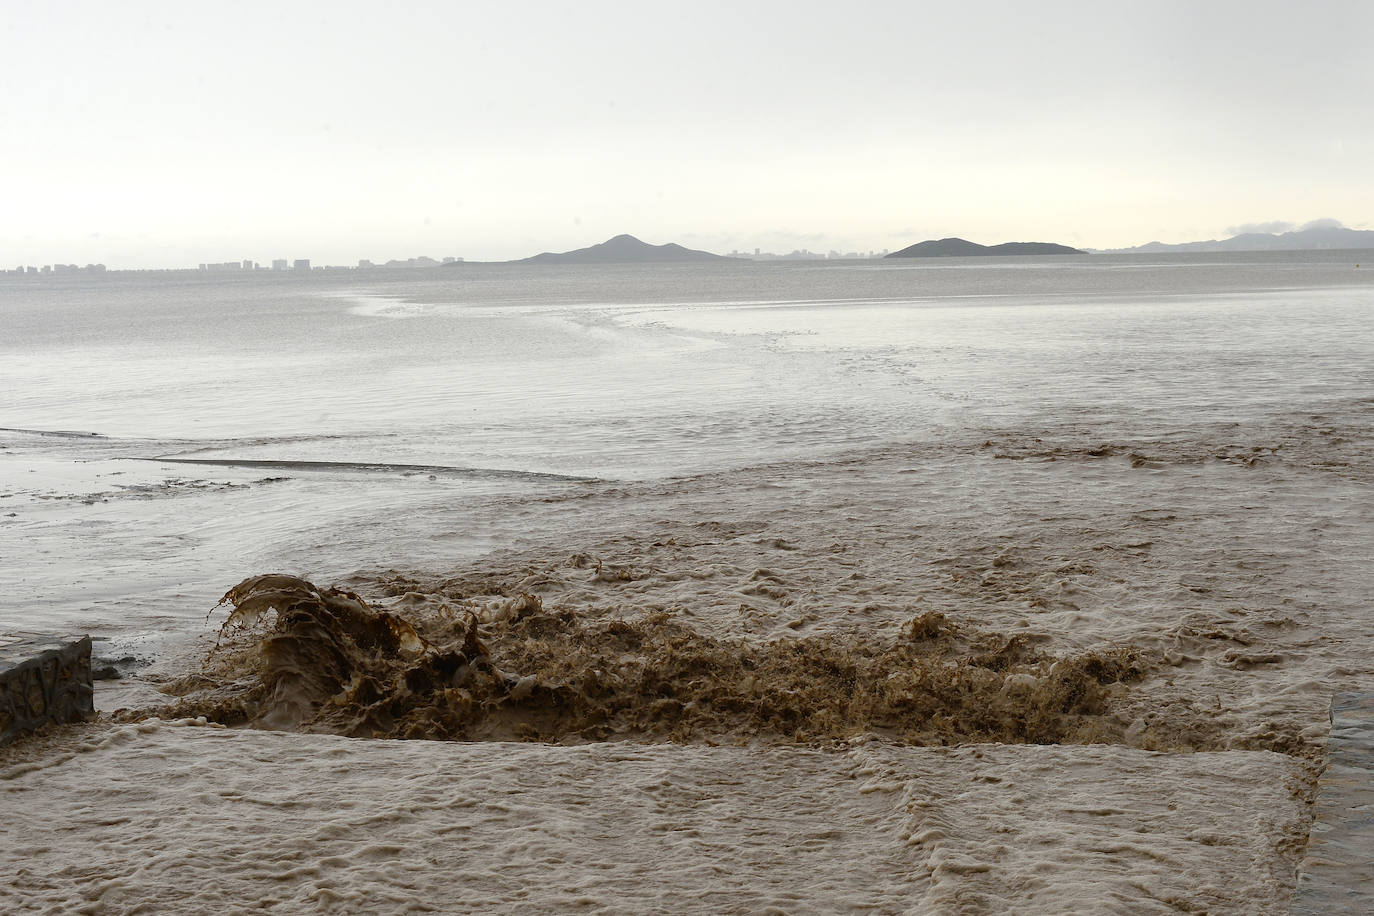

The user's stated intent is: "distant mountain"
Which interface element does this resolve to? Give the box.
[885,238,1084,258]
[1106,224,1374,254]
[517,234,728,264]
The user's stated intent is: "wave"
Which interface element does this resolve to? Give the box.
[0,427,106,439]
[147,574,1154,747]
[322,291,436,319]
[133,457,599,483]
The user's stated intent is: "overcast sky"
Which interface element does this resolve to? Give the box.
[4,0,1372,267]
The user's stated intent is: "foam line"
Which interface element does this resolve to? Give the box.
[132,456,598,483]
[0,427,106,439]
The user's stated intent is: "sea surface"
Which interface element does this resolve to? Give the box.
[4,251,1373,912]
[2,250,1371,650]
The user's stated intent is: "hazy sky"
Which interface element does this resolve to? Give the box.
[5,1,1372,267]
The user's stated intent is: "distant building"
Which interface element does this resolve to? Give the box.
[293,259,310,271]
[358,259,375,269]
[271,259,288,271]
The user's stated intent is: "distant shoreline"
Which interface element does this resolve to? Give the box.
[9,244,1374,278]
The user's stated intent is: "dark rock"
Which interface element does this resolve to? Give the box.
[0,634,94,744]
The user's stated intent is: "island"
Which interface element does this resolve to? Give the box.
[518,234,729,264]
[1100,221,1374,254]
[885,238,1084,258]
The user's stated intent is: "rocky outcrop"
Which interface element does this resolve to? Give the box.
[0,634,94,744]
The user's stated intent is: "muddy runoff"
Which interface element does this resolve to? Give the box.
[135,574,1172,748]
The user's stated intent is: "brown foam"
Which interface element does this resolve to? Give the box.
[146,574,1163,748]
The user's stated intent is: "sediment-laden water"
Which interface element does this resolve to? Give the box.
[2,253,1370,911]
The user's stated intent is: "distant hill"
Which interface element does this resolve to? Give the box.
[885,238,1084,258]
[517,234,728,264]
[1105,223,1374,254]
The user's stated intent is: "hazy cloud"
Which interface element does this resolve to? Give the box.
[1226,221,1295,236]
[1224,218,1347,237]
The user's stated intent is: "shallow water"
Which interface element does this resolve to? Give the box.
[0,721,1308,914]
[2,253,1371,641]
[3,252,1371,911]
